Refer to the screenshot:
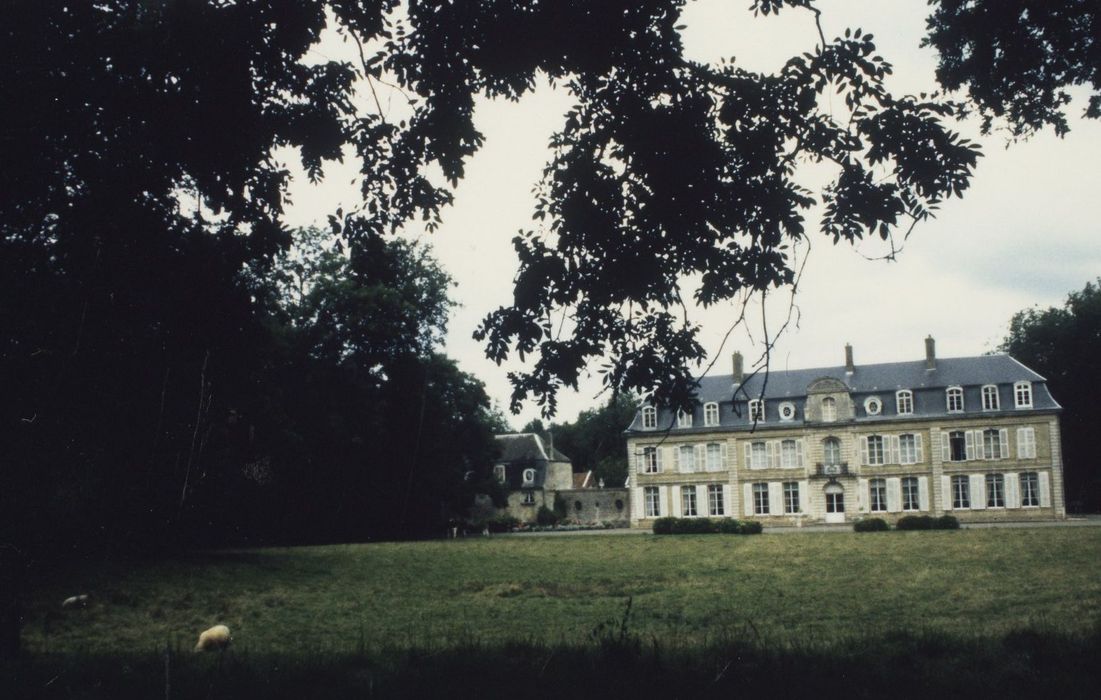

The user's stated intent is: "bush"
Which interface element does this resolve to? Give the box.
[738,520,763,535]
[934,515,960,530]
[671,517,716,535]
[716,518,742,534]
[485,515,520,533]
[895,515,934,530]
[854,518,890,532]
[652,517,676,535]
[552,492,568,521]
[536,505,559,526]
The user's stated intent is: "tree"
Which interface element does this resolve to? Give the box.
[1000,280,1101,512]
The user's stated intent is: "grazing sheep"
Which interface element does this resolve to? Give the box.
[61,594,89,609]
[194,624,232,652]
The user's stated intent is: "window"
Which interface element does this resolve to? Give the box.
[951,475,970,509]
[523,468,536,484]
[753,483,770,515]
[522,491,536,505]
[575,500,583,512]
[901,477,919,511]
[864,396,882,416]
[749,441,768,469]
[678,444,696,473]
[821,397,837,422]
[703,402,719,427]
[948,431,966,462]
[780,439,798,468]
[982,385,1000,411]
[866,435,885,465]
[869,478,887,512]
[982,428,1003,460]
[676,409,693,429]
[896,390,913,415]
[706,443,723,472]
[946,386,964,413]
[1017,427,1037,458]
[899,434,917,464]
[1014,381,1033,409]
[986,474,1005,508]
[494,465,506,483]
[779,402,796,421]
[642,446,660,474]
[748,399,765,422]
[1020,472,1040,507]
[681,487,698,517]
[642,406,656,429]
[823,437,842,465]
[708,484,725,516]
[644,486,661,517]
[783,482,801,514]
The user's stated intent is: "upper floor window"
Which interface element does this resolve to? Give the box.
[982,428,1006,460]
[899,433,919,464]
[821,397,837,422]
[749,441,768,469]
[946,386,964,413]
[706,443,723,471]
[981,385,999,411]
[748,399,765,422]
[780,439,799,468]
[641,446,661,474]
[523,468,536,484]
[703,402,719,427]
[677,444,696,473]
[864,435,885,465]
[1017,427,1037,459]
[864,396,882,416]
[1014,381,1033,408]
[948,430,966,461]
[896,390,913,415]
[641,406,656,429]
[823,437,842,465]
[676,409,693,429]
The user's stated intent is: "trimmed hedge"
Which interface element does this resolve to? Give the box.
[896,514,960,530]
[737,520,763,535]
[935,514,960,530]
[652,517,763,535]
[853,518,890,532]
[652,517,676,535]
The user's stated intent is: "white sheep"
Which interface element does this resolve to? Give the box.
[61,594,89,609]
[194,624,232,652]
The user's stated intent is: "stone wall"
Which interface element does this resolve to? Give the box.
[556,488,630,525]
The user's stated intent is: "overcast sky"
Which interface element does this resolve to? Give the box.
[284,0,1101,428]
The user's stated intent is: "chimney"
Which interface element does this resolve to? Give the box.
[925,335,936,370]
[546,430,554,456]
[732,352,744,384]
[844,343,854,374]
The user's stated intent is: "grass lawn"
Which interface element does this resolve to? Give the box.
[22,527,1101,654]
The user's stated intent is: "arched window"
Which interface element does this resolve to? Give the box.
[895,390,913,415]
[703,402,719,426]
[864,396,882,416]
[823,437,842,465]
[821,397,837,422]
[1014,381,1033,408]
[946,386,964,413]
[981,384,999,411]
[522,468,536,484]
[641,406,656,429]
[748,399,765,422]
[676,409,693,428]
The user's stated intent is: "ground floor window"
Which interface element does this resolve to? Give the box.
[869,478,887,512]
[783,481,801,514]
[521,490,536,505]
[952,475,970,509]
[682,486,698,517]
[644,486,660,517]
[1020,472,1040,507]
[708,484,725,516]
[986,474,1005,508]
[753,482,770,515]
[902,477,919,511]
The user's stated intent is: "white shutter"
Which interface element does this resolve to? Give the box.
[655,446,664,472]
[1005,472,1020,508]
[857,478,868,512]
[964,431,975,460]
[918,476,930,511]
[1016,429,1026,459]
[1039,471,1051,507]
[696,485,707,515]
[658,485,669,517]
[915,433,924,463]
[796,439,805,468]
[887,477,902,513]
[696,444,706,472]
[941,475,953,510]
[999,429,1009,460]
[743,483,754,515]
[744,443,753,470]
[889,436,901,465]
[671,485,682,517]
[941,431,950,461]
[799,480,810,514]
[768,442,779,469]
[768,482,783,515]
[970,474,986,510]
[860,436,870,466]
[721,442,728,470]
[722,484,733,517]
[631,484,644,521]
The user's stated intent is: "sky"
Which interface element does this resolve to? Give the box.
[284,0,1101,428]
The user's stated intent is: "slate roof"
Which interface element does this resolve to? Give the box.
[627,354,1059,434]
[494,433,571,490]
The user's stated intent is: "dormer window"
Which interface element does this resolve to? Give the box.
[1014,381,1033,408]
[778,402,796,421]
[676,409,693,428]
[748,399,765,422]
[896,390,913,415]
[981,385,999,411]
[522,468,536,485]
[641,406,656,429]
[821,397,837,422]
[864,396,882,416]
[946,386,964,413]
[703,402,719,427]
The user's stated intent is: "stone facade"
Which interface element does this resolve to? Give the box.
[494,433,574,523]
[626,341,1066,529]
[557,487,631,525]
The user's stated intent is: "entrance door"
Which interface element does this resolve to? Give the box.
[824,484,845,524]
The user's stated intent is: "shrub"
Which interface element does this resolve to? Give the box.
[895,515,934,530]
[738,520,763,535]
[671,518,716,535]
[485,515,520,533]
[854,518,890,532]
[716,518,742,534]
[652,517,676,535]
[552,492,568,521]
[934,515,960,530]
[536,505,559,526]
